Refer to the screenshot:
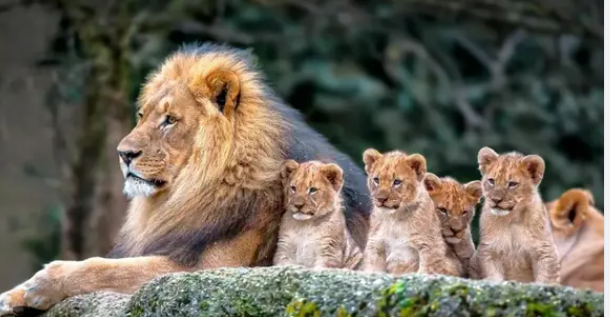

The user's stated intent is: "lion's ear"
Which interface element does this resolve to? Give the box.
[189,69,241,117]
[464,180,483,203]
[521,154,545,186]
[321,163,344,192]
[552,189,592,230]
[423,173,440,193]
[363,149,382,175]
[478,147,499,174]
[405,154,427,182]
[280,160,299,180]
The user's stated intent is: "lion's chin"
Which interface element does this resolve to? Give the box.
[445,237,462,244]
[490,208,511,216]
[123,177,159,199]
[292,213,313,221]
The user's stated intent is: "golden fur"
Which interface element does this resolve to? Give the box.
[546,188,604,293]
[273,160,362,269]
[475,147,560,284]
[360,149,459,276]
[423,173,482,278]
[0,44,371,314]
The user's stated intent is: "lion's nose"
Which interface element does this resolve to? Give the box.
[491,197,503,205]
[293,202,305,210]
[118,149,142,166]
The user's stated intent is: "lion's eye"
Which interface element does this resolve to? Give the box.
[462,210,469,217]
[438,208,448,216]
[373,177,379,184]
[309,187,317,194]
[290,186,296,193]
[163,115,177,126]
[508,181,519,188]
[487,178,495,186]
[137,112,143,119]
[393,179,402,186]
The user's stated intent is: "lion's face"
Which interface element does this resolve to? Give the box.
[477,147,545,216]
[281,160,344,221]
[117,62,242,198]
[423,174,481,243]
[117,84,203,198]
[363,149,426,213]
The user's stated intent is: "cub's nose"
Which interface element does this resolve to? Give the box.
[491,197,503,205]
[293,202,305,210]
[117,149,142,166]
[376,197,388,204]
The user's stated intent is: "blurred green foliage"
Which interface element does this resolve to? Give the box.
[40,0,602,244]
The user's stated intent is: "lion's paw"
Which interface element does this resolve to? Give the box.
[22,261,76,310]
[0,286,25,316]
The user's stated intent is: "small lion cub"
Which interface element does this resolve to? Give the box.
[273,160,363,269]
[361,149,458,276]
[476,147,560,284]
[423,173,482,278]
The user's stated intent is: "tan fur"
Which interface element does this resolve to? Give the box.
[360,149,459,276]
[274,160,362,269]
[0,46,294,314]
[475,147,560,285]
[546,189,604,293]
[424,173,482,278]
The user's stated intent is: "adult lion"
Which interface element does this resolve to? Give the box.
[0,43,371,314]
[546,188,604,293]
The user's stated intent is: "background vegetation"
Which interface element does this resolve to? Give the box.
[0,0,603,281]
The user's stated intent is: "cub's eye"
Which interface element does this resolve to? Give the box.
[162,115,177,126]
[290,186,296,192]
[393,179,402,186]
[309,187,318,194]
[487,178,495,185]
[462,210,469,217]
[438,208,448,216]
[137,112,143,119]
[373,177,379,184]
[508,181,519,188]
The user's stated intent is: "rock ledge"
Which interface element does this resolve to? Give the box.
[43,266,603,317]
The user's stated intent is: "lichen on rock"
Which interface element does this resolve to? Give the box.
[42,266,603,317]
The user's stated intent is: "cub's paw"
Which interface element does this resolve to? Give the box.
[22,261,77,310]
[0,286,25,316]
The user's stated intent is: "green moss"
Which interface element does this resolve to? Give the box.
[43,267,604,317]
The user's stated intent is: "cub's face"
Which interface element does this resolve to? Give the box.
[116,65,241,199]
[363,149,427,213]
[281,160,344,221]
[424,174,482,243]
[477,147,545,216]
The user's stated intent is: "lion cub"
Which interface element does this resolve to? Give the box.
[361,149,458,276]
[273,160,363,269]
[423,173,482,278]
[476,147,560,284]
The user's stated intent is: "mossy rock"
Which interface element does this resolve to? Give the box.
[42,266,603,317]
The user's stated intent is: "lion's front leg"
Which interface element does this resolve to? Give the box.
[0,256,188,314]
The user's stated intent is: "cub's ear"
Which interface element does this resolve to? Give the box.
[464,180,483,202]
[521,154,545,185]
[280,160,299,180]
[423,173,440,193]
[406,154,427,182]
[321,163,344,192]
[189,69,241,117]
[363,148,382,175]
[478,147,499,174]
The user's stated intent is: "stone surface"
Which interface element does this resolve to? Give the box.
[39,266,603,317]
